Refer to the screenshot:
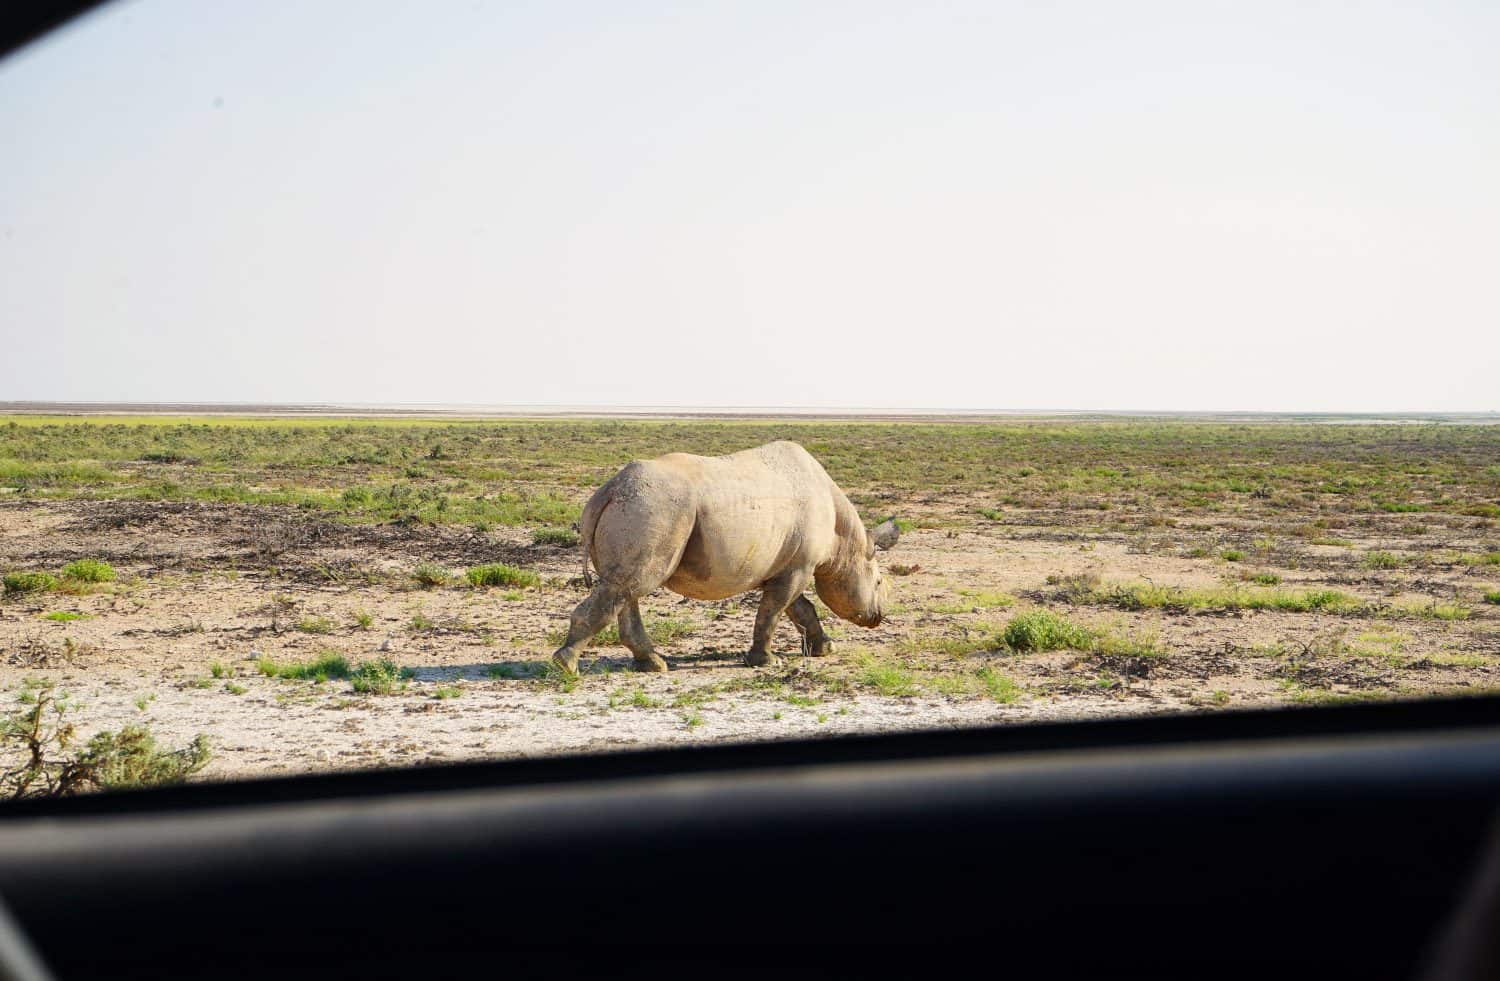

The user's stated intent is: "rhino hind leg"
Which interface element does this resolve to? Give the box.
[618,598,669,673]
[746,570,813,667]
[552,582,629,676]
[786,596,834,658]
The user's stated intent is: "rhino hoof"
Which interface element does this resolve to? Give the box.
[809,639,835,657]
[633,652,669,673]
[744,649,780,668]
[551,648,580,677]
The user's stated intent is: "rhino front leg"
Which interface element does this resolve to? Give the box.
[552,582,627,677]
[746,571,812,667]
[786,596,834,657]
[618,598,669,673]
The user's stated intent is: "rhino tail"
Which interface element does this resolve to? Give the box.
[578,480,613,588]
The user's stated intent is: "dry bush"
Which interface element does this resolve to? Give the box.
[1,686,210,799]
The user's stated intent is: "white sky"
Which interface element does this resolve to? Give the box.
[1,1,1496,412]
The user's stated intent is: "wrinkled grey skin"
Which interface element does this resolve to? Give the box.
[552,440,897,675]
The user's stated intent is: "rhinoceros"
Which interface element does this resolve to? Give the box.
[551,440,897,676]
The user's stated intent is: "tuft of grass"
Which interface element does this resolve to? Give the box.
[257,651,351,682]
[294,616,336,635]
[433,686,463,700]
[1002,610,1094,652]
[42,611,89,622]
[1069,580,1364,616]
[1086,626,1165,657]
[1363,551,1405,570]
[859,657,918,697]
[1220,549,1245,563]
[1483,590,1500,605]
[352,610,374,629]
[1457,552,1500,567]
[1249,573,1282,586]
[411,563,453,588]
[466,563,541,589]
[977,507,1004,522]
[978,667,1022,703]
[959,589,1016,609]
[532,527,580,547]
[1386,601,1471,622]
[3,572,58,595]
[627,688,661,708]
[60,559,116,583]
[225,683,247,695]
[208,661,229,679]
[350,658,414,695]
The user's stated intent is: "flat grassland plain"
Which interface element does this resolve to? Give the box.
[1,415,1498,783]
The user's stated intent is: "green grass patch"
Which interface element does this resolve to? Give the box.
[411,563,453,588]
[978,667,1022,703]
[466,563,541,589]
[949,589,1016,610]
[1363,551,1405,570]
[1483,590,1500,605]
[60,559,116,583]
[1458,552,1500,567]
[3,572,57,595]
[41,611,89,622]
[1383,600,1471,622]
[859,657,918,697]
[1002,610,1095,652]
[350,658,414,695]
[532,526,580,547]
[1071,580,1364,615]
[627,688,661,708]
[294,616,336,635]
[256,651,351,682]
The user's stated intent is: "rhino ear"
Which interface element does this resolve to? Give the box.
[871,518,901,551]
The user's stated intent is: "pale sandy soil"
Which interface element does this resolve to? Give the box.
[1,498,1496,782]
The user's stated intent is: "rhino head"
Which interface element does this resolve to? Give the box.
[815,516,899,628]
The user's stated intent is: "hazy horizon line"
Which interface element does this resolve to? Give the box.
[2,401,1496,422]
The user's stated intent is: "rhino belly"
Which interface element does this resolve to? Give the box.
[663,500,803,601]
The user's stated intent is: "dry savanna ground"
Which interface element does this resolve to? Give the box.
[1,416,1498,788]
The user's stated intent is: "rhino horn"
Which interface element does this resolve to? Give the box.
[871,518,901,551]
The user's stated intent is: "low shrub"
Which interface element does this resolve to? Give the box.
[2,688,210,798]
